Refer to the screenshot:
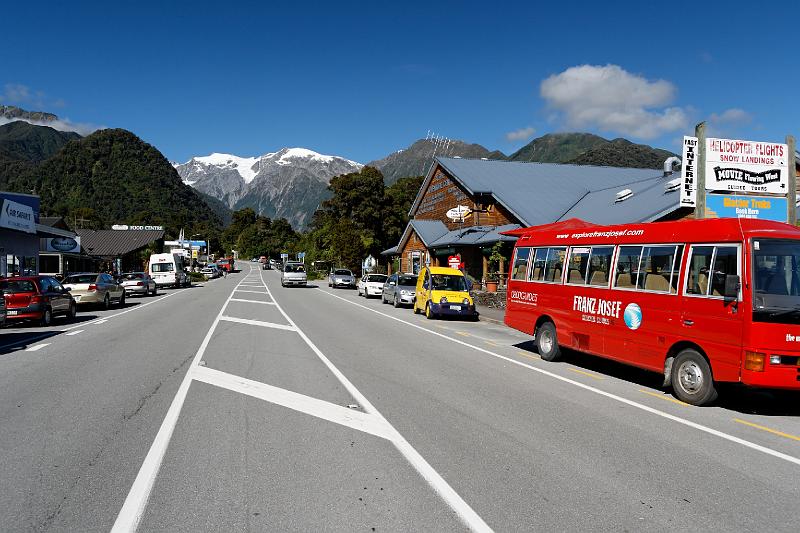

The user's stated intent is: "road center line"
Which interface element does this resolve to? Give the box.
[234,289,268,294]
[317,287,800,468]
[263,274,492,532]
[26,343,50,352]
[191,365,395,440]
[65,330,84,336]
[111,269,253,532]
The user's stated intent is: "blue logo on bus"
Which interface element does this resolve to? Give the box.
[624,303,642,330]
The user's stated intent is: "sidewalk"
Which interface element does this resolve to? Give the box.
[476,304,505,325]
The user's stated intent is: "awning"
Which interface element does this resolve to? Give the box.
[430,224,521,248]
[381,246,399,256]
[36,224,76,239]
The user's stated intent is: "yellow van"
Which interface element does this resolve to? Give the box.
[413,266,478,320]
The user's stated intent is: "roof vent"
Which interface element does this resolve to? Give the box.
[453,156,462,159]
[664,177,681,192]
[663,156,681,175]
[480,157,489,160]
[615,188,634,203]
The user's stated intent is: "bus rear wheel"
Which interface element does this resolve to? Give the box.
[536,322,562,362]
[671,349,718,406]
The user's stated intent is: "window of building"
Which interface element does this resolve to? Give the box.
[511,247,531,280]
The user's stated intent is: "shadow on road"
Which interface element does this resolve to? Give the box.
[0,329,64,354]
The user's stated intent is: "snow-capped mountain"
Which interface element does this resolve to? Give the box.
[174,148,362,229]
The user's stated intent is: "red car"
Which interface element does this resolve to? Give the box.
[0,276,77,326]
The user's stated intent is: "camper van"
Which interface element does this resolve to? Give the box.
[148,253,189,289]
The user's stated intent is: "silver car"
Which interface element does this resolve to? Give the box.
[281,262,307,287]
[382,273,417,307]
[119,272,157,296]
[328,268,355,289]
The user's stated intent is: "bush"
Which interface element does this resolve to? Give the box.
[189,271,206,282]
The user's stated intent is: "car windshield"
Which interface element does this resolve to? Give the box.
[285,264,305,273]
[334,269,351,276]
[367,275,387,282]
[151,263,174,272]
[0,279,36,293]
[398,275,416,286]
[66,274,97,284]
[753,238,800,320]
[431,274,467,292]
[121,273,144,280]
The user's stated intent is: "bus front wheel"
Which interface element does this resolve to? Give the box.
[671,349,718,406]
[536,322,562,362]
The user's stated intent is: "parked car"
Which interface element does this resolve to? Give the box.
[0,289,5,327]
[328,268,355,289]
[413,266,478,320]
[1,276,77,326]
[63,273,126,309]
[119,272,157,296]
[357,274,388,298]
[382,273,417,307]
[281,262,307,287]
[216,257,234,272]
[200,265,221,279]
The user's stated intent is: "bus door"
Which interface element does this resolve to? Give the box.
[681,244,744,381]
[564,245,614,353]
[604,245,684,370]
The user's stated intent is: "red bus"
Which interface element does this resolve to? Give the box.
[504,217,800,406]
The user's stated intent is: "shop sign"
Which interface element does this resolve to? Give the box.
[705,193,787,222]
[0,198,36,233]
[446,205,471,222]
[45,236,81,253]
[111,224,164,230]
[705,137,789,195]
[680,136,698,207]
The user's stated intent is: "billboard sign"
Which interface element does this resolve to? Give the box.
[0,198,36,233]
[705,193,787,222]
[45,236,81,253]
[705,137,789,195]
[680,136,698,207]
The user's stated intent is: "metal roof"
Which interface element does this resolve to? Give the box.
[420,157,678,226]
[395,219,450,252]
[429,223,521,248]
[380,245,398,256]
[75,229,164,257]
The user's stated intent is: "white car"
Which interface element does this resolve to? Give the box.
[201,265,221,279]
[357,274,388,298]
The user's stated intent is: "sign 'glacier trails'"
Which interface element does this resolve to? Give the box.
[705,137,789,195]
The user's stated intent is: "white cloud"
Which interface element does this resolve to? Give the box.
[0,116,101,136]
[506,126,535,142]
[539,64,688,139]
[709,108,752,125]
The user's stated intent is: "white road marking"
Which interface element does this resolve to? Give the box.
[26,343,50,352]
[261,274,493,532]
[112,271,254,533]
[233,289,268,294]
[191,365,394,440]
[229,298,276,305]
[219,316,295,331]
[65,330,84,336]
[63,290,184,331]
[95,319,108,324]
[318,288,800,468]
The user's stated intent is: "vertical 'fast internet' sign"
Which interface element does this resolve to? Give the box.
[680,136,699,207]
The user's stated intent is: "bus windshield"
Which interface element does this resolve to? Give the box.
[753,238,800,316]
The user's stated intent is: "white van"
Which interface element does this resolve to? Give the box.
[148,253,189,288]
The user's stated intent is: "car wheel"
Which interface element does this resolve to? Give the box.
[103,293,111,310]
[671,349,718,406]
[393,294,401,308]
[425,302,435,320]
[67,302,77,321]
[119,292,126,306]
[413,303,420,314]
[40,307,52,327]
[536,321,562,362]
[381,293,387,304]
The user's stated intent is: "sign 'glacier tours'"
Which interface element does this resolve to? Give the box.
[705,137,789,195]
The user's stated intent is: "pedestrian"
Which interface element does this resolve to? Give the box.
[222,266,227,279]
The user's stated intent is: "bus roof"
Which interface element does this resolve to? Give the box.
[507,217,800,247]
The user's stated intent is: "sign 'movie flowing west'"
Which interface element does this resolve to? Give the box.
[705,137,789,195]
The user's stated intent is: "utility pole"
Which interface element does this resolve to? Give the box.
[695,122,707,219]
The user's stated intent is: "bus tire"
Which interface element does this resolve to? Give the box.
[536,321,562,362]
[671,349,718,406]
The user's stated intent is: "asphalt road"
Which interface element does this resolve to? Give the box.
[1,263,799,532]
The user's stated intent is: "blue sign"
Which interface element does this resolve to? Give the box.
[705,194,787,222]
[624,303,642,331]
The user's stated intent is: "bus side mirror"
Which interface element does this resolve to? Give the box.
[724,274,740,299]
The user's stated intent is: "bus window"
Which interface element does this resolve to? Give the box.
[544,247,566,283]
[686,246,714,295]
[710,246,738,296]
[511,248,531,280]
[588,246,614,287]
[529,248,547,281]
[614,246,643,289]
[566,247,590,285]
[641,246,679,293]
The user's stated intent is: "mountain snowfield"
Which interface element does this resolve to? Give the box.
[174,147,363,229]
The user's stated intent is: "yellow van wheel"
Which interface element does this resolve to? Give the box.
[425,302,435,320]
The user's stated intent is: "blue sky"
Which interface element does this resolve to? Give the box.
[1,0,797,163]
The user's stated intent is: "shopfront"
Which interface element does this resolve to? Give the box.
[1,191,40,277]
